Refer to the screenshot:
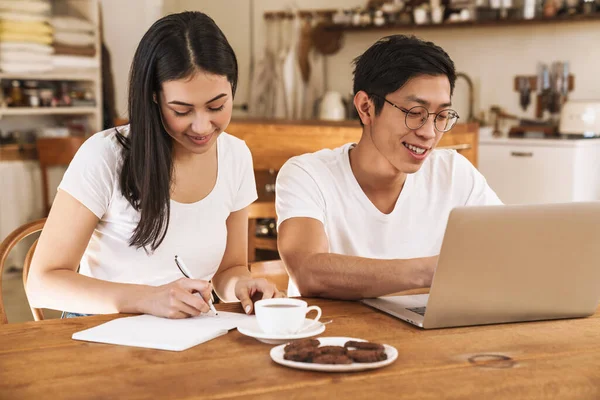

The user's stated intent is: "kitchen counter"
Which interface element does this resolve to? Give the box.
[480,136,600,147]
[0,143,37,161]
[479,136,600,204]
[228,118,480,167]
[231,117,478,135]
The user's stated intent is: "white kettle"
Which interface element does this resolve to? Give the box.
[318,91,346,121]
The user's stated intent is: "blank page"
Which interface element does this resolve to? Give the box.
[72,311,254,351]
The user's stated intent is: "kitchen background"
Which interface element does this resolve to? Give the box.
[104,0,600,124]
[1,0,599,322]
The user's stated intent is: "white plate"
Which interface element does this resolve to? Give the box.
[270,337,398,372]
[237,318,326,344]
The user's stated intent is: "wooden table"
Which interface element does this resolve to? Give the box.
[1,299,599,399]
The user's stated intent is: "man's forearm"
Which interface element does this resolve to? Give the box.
[286,253,436,300]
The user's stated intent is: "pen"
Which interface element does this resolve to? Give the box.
[174,255,218,316]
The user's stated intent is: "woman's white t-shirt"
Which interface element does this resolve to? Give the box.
[58,126,257,286]
[275,144,503,296]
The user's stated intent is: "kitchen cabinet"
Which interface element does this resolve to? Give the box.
[479,137,600,204]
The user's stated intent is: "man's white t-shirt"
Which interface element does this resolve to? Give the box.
[58,126,257,286]
[275,144,502,297]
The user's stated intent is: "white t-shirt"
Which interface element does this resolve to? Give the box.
[58,126,257,286]
[276,144,502,296]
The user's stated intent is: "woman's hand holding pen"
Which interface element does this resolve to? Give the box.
[235,277,286,314]
[138,278,214,319]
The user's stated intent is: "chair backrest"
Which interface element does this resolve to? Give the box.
[36,136,87,215]
[0,218,46,324]
[249,259,289,293]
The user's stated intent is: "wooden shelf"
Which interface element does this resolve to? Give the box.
[0,1,104,132]
[0,69,100,82]
[0,107,97,117]
[0,143,37,161]
[324,13,600,32]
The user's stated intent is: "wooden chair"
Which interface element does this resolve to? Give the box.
[247,201,278,262]
[37,137,87,215]
[249,259,289,292]
[0,218,46,324]
[114,118,129,126]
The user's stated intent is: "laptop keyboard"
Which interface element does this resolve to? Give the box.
[407,306,426,316]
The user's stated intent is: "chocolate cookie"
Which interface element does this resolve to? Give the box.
[316,345,347,356]
[284,338,320,353]
[284,347,320,362]
[347,349,388,363]
[312,354,353,364]
[344,340,385,351]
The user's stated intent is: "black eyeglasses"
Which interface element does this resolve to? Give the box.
[373,94,459,133]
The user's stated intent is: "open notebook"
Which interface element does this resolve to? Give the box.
[72,311,254,351]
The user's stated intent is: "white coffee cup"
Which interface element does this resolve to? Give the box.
[254,298,322,335]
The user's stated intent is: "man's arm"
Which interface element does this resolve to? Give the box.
[278,217,437,300]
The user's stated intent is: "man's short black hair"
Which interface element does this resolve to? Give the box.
[352,35,456,116]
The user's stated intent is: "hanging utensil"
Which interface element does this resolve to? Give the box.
[297,16,312,84]
[518,76,531,111]
[311,22,343,56]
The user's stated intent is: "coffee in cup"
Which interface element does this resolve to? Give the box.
[254,298,322,335]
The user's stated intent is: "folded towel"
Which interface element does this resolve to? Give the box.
[0,10,49,22]
[53,43,95,57]
[52,54,99,69]
[0,31,52,44]
[0,60,52,73]
[0,50,51,63]
[0,0,51,15]
[0,20,52,35]
[0,41,53,54]
[51,16,94,33]
[53,31,94,47]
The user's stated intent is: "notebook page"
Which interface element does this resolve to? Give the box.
[72,311,254,351]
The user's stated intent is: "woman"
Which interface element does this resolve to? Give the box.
[27,11,283,319]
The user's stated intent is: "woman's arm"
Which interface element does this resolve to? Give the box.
[26,190,212,318]
[211,206,282,313]
[211,207,252,300]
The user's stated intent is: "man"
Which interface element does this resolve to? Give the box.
[275,35,502,299]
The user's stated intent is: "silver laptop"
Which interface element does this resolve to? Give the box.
[362,202,600,329]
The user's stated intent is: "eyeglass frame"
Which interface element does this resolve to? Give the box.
[371,93,460,132]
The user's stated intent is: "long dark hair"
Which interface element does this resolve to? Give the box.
[116,11,238,251]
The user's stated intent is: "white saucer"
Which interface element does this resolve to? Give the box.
[237,318,326,344]
[270,337,398,372]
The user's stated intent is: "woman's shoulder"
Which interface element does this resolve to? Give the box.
[219,131,252,160]
[220,131,250,150]
[80,125,128,162]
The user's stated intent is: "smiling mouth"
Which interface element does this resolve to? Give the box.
[185,132,215,144]
[403,142,428,155]
[188,133,211,140]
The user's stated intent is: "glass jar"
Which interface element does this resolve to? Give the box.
[9,80,24,107]
[24,81,40,108]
